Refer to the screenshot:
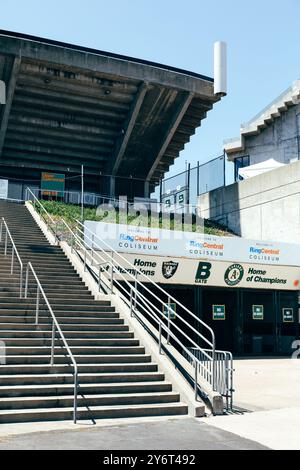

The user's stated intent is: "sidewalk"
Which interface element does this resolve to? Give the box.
[0,417,267,450]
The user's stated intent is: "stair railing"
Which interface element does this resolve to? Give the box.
[73,221,217,398]
[0,217,23,298]
[24,262,78,423]
[25,188,234,410]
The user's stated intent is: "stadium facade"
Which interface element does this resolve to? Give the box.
[0,30,222,201]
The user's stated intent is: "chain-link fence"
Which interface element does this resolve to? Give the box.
[159,154,226,208]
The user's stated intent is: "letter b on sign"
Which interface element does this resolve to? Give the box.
[196,262,212,281]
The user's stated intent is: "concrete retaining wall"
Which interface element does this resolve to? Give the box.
[198,160,300,243]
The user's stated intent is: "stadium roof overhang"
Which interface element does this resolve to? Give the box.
[0,30,222,194]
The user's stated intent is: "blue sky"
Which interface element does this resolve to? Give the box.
[1,0,299,182]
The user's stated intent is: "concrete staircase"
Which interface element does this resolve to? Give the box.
[0,200,188,423]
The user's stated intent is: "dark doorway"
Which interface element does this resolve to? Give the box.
[201,287,237,353]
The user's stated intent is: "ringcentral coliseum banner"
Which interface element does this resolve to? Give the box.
[96,253,300,291]
[84,221,300,267]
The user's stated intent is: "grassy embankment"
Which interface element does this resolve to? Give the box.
[34,200,236,237]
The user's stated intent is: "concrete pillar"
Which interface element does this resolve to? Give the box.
[109,176,115,199]
[144,180,150,198]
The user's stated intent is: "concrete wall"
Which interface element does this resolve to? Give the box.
[230,103,300,165]
[198,160,300,243]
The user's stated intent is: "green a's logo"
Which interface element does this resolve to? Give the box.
[224,264,244,286]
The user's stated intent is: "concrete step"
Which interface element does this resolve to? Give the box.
[0,380,173,398]
[0,362,158,375]
[0,323,129,332]
[0,338,140,347]
[0,330,134,339]
[0,297,115,315]
[0,391,179,410]
[0,316,124,324]
[3,345,146,355]
[0,402,188,423]
[0,371,164,386]
[3,354,152,365]
[0,308,118,316]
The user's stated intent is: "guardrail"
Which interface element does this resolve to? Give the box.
[186,348,234,411]
[26,187,234,410]
[24,262,78,423]
[0,217,23,298]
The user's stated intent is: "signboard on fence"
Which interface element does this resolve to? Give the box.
[41,173,65,197]
[213,305,225,320]
[95,252,300,291]
[252,305,264,320]
[84,221,300,268]
[282,308,294,323]
[0,179,8,200]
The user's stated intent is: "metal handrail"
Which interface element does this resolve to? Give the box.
[25,188,235,408]
[0,217,23,298]
[187,348,234,411]
[79,222,216,348]
[61,218,216,390]
[24,262,78,423]
[71,223,214,399]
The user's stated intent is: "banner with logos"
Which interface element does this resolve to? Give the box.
[98,253,300,291]
[84,221,300,267]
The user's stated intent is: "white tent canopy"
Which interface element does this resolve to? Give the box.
[238,158,285,179]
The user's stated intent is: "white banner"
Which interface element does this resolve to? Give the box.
[84,221,300,267]
[100,253,300,291]
[0,180,8,200]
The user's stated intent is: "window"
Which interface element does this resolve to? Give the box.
[234,155,250,181]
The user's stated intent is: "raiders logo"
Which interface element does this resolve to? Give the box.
[162,261,179,279]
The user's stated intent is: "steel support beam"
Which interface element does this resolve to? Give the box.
[109,82,149,176]
[146,92,194,182]
[0,56,21,157]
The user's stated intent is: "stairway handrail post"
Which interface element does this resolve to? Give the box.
[1,218,23,300]
[194,360,198,401]
[4,230,7,255]
[35,286,40,325]
[110,251,114,293]
[26,261,79,423]
[10,245,14,274]
[50,320,55,366]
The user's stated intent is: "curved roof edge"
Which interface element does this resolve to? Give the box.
[0,29,214,83]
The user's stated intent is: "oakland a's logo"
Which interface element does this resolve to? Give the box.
[162,261,179,279]
[224,264,244,286]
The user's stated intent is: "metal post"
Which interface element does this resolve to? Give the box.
[223,149,226,187]
[0,220,2,242]
[194,360,198,401]
[81,164,84,222]
[134,270,137,310]
[84,248,87,271]
[35,287,40,325]
[25,266,29,298]
[130,287,133,317]
[4,230,7,255]
[187,163,191,205]
[159,323,162,355]
[50,320,55,366]
[110,252,114,293]
[167,296,171,345]
[11,246,14,274]
[91,235,94,266]
[98,265,101,292]
[212,346,216,390]
[73,371,78,424]
[19,266,23,299]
